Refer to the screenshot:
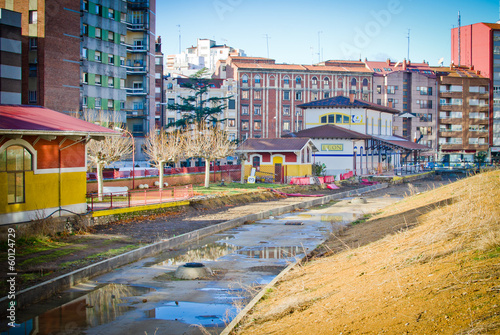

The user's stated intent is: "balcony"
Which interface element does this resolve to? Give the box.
[123,109,148,118]
[439,130,462,137]
[126,21,148,31]
[127,0,149,9]
[125,87,147,96]
[124,64,147,75]
[123,43,147,53]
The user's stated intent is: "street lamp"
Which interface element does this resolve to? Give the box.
[115,127,135,189]
[353,146,358,176]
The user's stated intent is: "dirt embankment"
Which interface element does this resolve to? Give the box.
[232,171,500,335]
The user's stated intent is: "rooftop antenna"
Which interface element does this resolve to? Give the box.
[407,29,410,61]
[318,31,323,63]
[176,24,181,53]
[458,11,461,65]
[263,34,271,58]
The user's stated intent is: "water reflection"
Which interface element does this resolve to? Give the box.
[147,301,237,327]
[153,242,241,267]
[1,284,151,335]
[237,246,302,259]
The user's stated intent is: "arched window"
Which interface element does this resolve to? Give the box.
[254,75,261,84]
[296,76,302,84]
[362,78,369,87]
[283,75,290,85]
[242,74,248,83]
[324,77,330,85]
[311,76,318,85]
[351,78,357,86]
[0,145,33,204]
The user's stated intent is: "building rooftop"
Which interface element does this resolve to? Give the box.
[0,105,119,137]
[430,65,486,78]
[285,124,371,140]
[365,59,435,77]
[297,96,400,114]
[237,138,316,152]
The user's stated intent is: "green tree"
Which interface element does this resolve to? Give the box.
[166,69,230,128]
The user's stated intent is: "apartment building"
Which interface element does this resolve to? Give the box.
[166,38,246,77]
[1,0,157,161]
[432,65,490,163]
[215,57,374,141]
[0,8,21,104]
[154,36,164,128]
[0,0,81,112]
[164,76,238,142]
[451,22,500,161]
[365,59,438,160]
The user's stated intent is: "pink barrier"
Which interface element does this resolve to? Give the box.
[289,177,311,185]
[324,176,335,183]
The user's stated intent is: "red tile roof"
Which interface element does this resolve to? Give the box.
[372,135,430,150]
[237,138,316,152]
[0,105,119,137]
[285,124,371,140]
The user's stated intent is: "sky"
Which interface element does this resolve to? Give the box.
[156,0,499,67]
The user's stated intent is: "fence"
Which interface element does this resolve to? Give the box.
[87,185,194,212]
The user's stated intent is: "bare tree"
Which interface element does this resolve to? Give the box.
[80,109,132,199]
[144,130,185,189]
[184,122,235,188]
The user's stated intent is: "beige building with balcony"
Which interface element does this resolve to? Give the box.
[432,65,490,163]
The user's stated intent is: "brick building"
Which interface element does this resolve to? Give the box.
[0,0,81,112]
[154,36,164,128]
[365,59,438,160]
[215,57,374,141]
[451,22,500,160]
[0,8,21,104]
[432,65,490,163]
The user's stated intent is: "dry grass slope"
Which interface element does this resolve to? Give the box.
[234,170,500,334]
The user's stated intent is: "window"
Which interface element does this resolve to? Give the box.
[387,85,397,94]
[337,77,343,89]
[242,74,248,84]
[324,92,330,98]
[29,10,37,24]
[362,78,368,88]
[417,86,432,95]
[120,79,125,88]
[82,24,88,36]
[241,90,249,99]
[28,90,37,103]
[295,91,302,100]
[107,99,114,110]
[1,146,32,204]
[283,106,290,115]
[95,74,101,86]
[120,35,125,43]
[95,4,102,16]
[120,56,125,66]
[284,76,290,85]
[108,8,115,19]
[82,0,88,11]
[82,96,88,106]
[254,120,262,131]
[255,75,261,84]
[121,12,127,22]
[312,91,319,100]
[82,72,88,84]
[377,85,382,94]
[29,38,37,50]
[108,54,114,65]
[241,120,249,130]
[254,105,261,115]
[324,77,330,85]
[95,50,101,62]
[351,78,357,87]
[228,118,235,127]
[228,99,235,109]
[254,90,261,100]
[108,31,114,41]
[252,156,260,168]
[418,113,432,122]
[283,91,290,100]
[108,76,114,87]
[95,28,102,39]
[95,98,102,109]
[283,121,290,131]
[29,64,37,77]
[296,76,302,84]
[311,77,318,85]
[377,99,381,105]
[241,105,249,115]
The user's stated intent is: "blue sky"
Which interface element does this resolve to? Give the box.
[156,0,497,66]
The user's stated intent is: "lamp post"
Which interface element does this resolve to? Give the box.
[115,127,135,189]
[353,146,358,176]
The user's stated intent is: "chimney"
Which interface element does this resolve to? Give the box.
[349,94,355,103]
[403,59,407,71]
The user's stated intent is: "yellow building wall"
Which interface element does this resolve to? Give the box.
[0,171,86,215]
[243,163,313,181]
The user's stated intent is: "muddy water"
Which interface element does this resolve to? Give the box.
[2,200,381,335]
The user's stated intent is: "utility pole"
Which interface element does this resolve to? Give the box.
[318,31,323,63]
[263,34,271,58]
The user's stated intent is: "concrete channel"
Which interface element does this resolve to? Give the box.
[1,183,390,335]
